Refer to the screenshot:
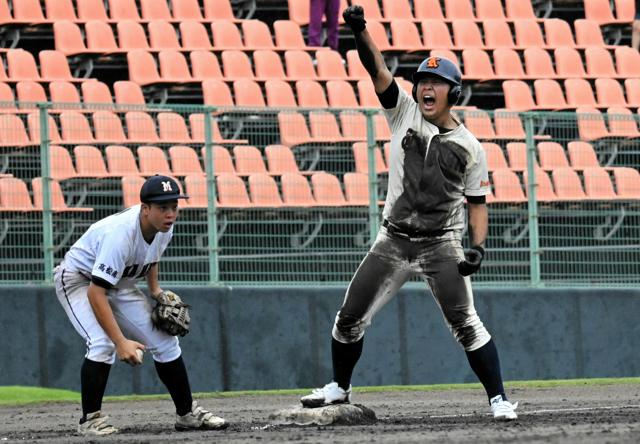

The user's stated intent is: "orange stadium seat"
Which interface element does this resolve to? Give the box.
[483,20,516,48]
[574,19,610,48]
[366,20,393,51]
[36,178,90,214]
[357,80,380,108]
[339,111,368,141]
[121,176,145,208]
[0,177,34,211]
[607,106,640,137]
[158,50,195,83]
[254,50,287,80]
[221,50,254,79]
[39,51,75,81]
[126,111,160,143]
[476,0,506,19]
[200,145,236,175]
[242,20,275,49]
[583,167,618,200]
[117,21,151,50]
[326,80,359,108]
[158,112,193,144]
[114,81,146,106]
[233,79,266,107]
[137,145,172,176]
[278,111,313,146]
[16,81,46,105]
[352,142,387,174]
[233,145,267,176]
[106,145,140,176]
[624,79,640,107]
[311,172,347,206]
[595,78,628,108]
[54,21,87,56]
[494,49,528,79]
[248,173,283,207]
[171,0,203,20]
[273,20,309,49]
[108,0,140,20]
[202,79,234,107]
[381,0,413,19]
[50,81,81,107]
[212,20,244,50]
[538,142,571,170]
[45,0,77,20]
[76,0,109,21]
[203,0,237,21]
[13,0,46,23]
[452,20,486,49]
[86,21,120,53]
[414,0,445,20]
[522,169,557,202]
[0,114,32,146]
[140,0,172,20]
[59,111,95,144]
[514,20,546,48]
[585,47,618,78]
[523,48,556,79]
[614,0,636,21]
[567,141,600,170]
[284,50,317,80]
[565,79,598,108]
[190,114,247,144]
[81,81,114,105]
[169,145,203,176]
[343,172,369,206]
[296,80,328,108]
[74,145,112,178]
[346,50,369,80]
[534,79,571,110]
[27,112,61,144]
[148,21,180,51]
[421,20,455,49]
[584,0,623,25]
[444,0,475,19]
[265,144,300,174]
[49,145,78,180]
[316,50,349,80]
[494,110,528,140]
[265,79,297,108]
[127,50,161,85]
[309,110,348,142]
[544,19,576,47]
[181,174,207,208]
[613,167,640,199]
[506,142,535,171]
[7,50,40,81]
[180,21,213,50]
[615,46,640,77]
[463,109,497,140]
[505,0,537,20]
[576,106,611,141]
[190,51,223,80]
[491,169,526,203]
[281,172,316,206]
[482,142,509,170]
[0,82,16,112]
[462,49,495,81]
[92,110,128,143]
[554,47,587,79]
[390,20,426,52]
[216,173,250,207]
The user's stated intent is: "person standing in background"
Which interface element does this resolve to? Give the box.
[632,0,640,50]
[308,0,340,50]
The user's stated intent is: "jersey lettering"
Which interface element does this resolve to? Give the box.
[136,263,155,278]
[122,264,139,279]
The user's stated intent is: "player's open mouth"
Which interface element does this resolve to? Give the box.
[422,94,435,109]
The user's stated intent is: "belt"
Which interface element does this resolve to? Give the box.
[382,219,449,240]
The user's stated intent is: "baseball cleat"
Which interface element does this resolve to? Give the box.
[490,395,518,420]
[175,401,228,431]
[301,382,352,408]
[77,411,118,436]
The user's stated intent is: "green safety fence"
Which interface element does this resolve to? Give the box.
[0,101,638,288]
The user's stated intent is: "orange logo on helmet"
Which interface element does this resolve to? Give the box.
[426,57,440,68]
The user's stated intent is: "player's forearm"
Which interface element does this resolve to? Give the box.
[354,31,392,92]
[467,203,488,247]
[87,284,126,346]
[145,263,162,298]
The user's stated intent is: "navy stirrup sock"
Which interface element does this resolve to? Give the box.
[80,358,112,420]
[331,337,364,391]
[155,356,193,416]
[465,339,506,402]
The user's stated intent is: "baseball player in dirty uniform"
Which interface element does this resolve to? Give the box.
[54,175,228,435]
[301,5,518,420]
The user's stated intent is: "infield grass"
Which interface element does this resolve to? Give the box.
[1,377,639,406]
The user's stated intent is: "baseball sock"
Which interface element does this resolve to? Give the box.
[465,339,506,402]
[332,337,363,391]
[155,356,193,416]
[80,358,112,421]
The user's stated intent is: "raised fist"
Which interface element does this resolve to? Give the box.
[343,5,366,33]
[458,245,485,276]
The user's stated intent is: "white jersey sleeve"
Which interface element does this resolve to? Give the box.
[91,228,133,285]
[464,141,491,197]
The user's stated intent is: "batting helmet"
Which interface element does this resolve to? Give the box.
[411,56,462,105]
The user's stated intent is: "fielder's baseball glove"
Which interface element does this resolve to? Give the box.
[151,290,190,337]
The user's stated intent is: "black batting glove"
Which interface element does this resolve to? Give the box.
[458,245,485,276]
[343,5,366,33]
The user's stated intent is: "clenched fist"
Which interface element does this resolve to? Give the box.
[458,245,485,276]
[343,5,366,33]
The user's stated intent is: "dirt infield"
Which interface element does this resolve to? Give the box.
[1,384,639,443]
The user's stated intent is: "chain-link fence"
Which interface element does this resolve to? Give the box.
[0,102,638,287]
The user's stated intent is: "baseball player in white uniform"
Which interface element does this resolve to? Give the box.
[54,175,228,435]
[301,5,518,420]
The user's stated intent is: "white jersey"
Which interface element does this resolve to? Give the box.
[62,205,173,289]
[382,87,490,233]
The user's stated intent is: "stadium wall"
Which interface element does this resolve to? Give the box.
[1,287,639,395]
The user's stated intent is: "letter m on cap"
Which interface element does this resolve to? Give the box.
[162,181,173,192]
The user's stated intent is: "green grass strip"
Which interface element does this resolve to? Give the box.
[2,377,639,406]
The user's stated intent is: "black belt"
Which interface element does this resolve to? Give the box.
[382,219,449,239]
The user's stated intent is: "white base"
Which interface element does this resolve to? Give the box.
[269,404,377,426]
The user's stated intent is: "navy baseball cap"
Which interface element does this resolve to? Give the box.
[140,175,188,203]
